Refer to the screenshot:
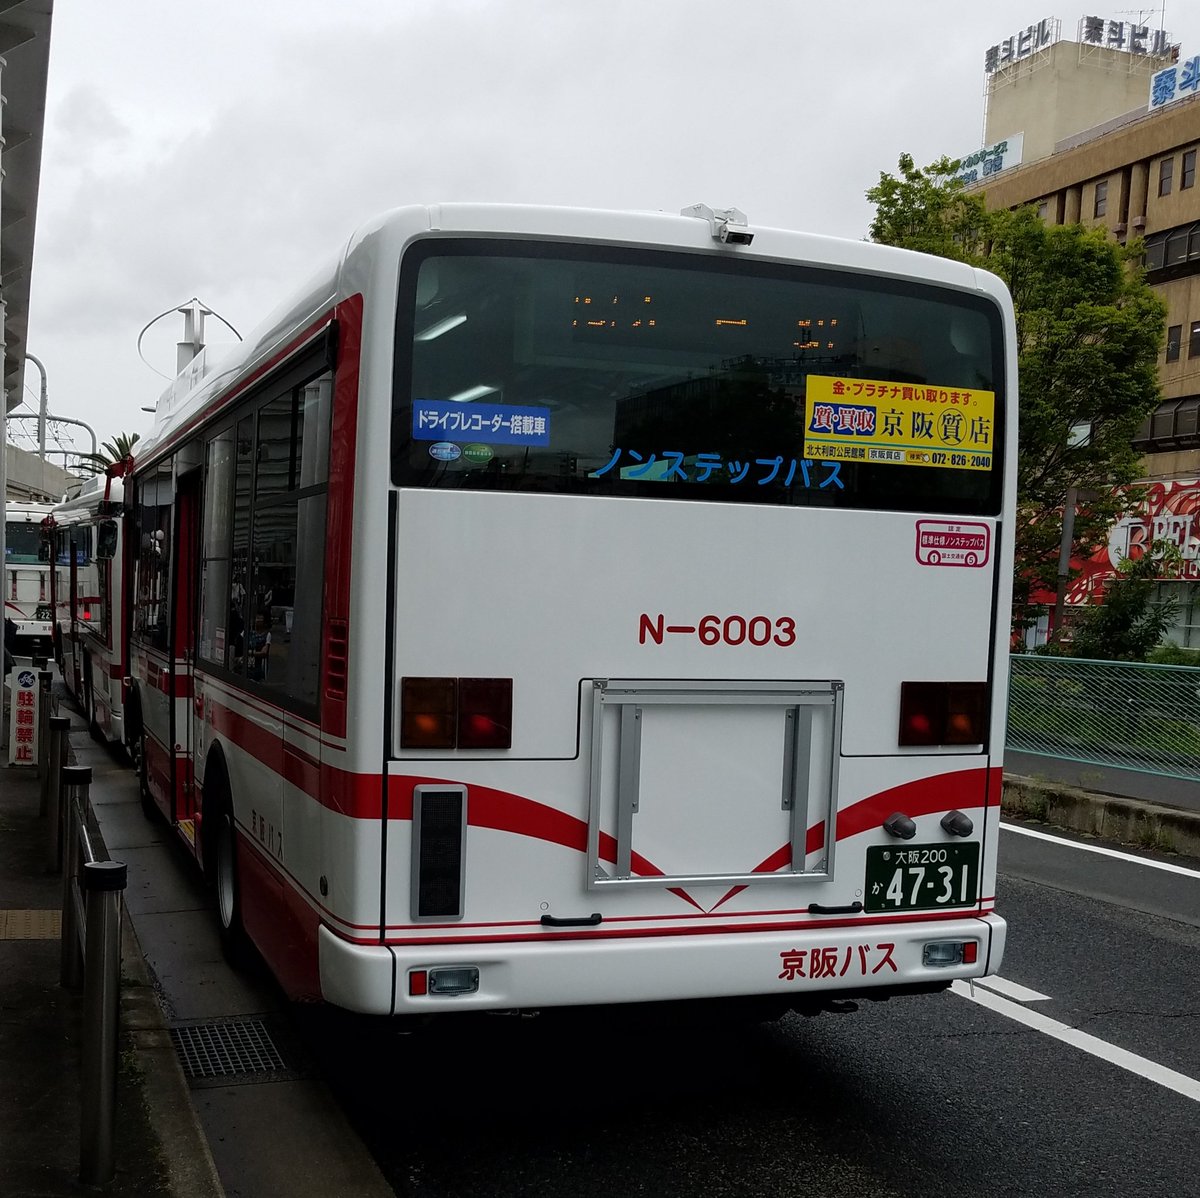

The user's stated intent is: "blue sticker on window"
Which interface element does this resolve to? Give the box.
[413,399,551,446]
[428,441,462,462]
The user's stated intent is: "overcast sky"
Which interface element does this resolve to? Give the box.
[19,0,1200,459]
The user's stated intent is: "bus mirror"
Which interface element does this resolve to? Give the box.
[96,520,119,560]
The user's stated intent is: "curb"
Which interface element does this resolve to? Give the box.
[1002,774,1200,860]
[121,913,227,1198]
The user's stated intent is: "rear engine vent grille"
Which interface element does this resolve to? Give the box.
[412,786,467,921]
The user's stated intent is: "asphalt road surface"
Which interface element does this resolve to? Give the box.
[302,821,1200,1198]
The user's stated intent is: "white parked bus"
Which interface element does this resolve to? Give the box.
[48,475,128,746]
[4,500,55,656]
[125,202,1016,1017]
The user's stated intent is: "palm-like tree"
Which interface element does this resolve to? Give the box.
[77,431,140,475]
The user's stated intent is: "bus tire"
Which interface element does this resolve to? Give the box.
[126,696,155,820]
[82,656,102,741]
[205,760,251,967]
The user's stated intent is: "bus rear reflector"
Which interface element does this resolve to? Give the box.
[923,940,978,967]
[899,681,986,746]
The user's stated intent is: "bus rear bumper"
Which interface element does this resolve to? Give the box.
[318,913,1006,1017]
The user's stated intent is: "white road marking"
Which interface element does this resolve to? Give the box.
[972,975,1051,1003]
[951,981,1200,1103]
[1000,821,1200,880]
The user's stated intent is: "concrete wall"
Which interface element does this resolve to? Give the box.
[5,443,79,502]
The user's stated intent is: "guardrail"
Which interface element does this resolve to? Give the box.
[1007,654,1200,782]
[54,758,129,1187]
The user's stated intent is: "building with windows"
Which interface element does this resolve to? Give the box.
[967,18,1200,647]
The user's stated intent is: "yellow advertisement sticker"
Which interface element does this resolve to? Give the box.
[804,375,995,471]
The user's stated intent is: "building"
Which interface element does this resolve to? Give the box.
[965,15,1200,648]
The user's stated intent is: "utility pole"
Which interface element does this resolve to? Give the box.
[26,352,47,458]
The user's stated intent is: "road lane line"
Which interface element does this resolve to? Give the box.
[972,975,1051,1003]
[1000,822,1200,880]
[951,981,1200,1103]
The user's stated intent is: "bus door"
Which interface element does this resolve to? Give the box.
[172,465,202,833]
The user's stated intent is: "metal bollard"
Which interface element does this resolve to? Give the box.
[37,669,53,801]
[59,764,92,990]
[79,859,127,1188]
[45,715,70,873]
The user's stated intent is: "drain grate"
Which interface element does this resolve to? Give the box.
[171,1018,288,1081]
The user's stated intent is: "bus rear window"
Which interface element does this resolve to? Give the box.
[5,522,47,563]
[392,240,1004,515]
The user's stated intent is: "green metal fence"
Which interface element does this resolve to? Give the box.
[1007,655,1200,782]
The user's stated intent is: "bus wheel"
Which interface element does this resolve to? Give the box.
[127,701,155,820]
[207,768,251,967]
[83,657,102,742]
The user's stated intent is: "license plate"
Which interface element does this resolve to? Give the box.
[864,842,979,913]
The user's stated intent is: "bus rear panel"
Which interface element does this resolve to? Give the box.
[321,218,1014,1015]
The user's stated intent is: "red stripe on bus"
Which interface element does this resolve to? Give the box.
[358,905,997,948]
[708,767,995,911]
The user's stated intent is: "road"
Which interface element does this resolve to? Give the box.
[304,821,1200,1198]
[78,717,1200,1198]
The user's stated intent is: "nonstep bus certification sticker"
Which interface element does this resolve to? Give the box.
[915,520,991,568]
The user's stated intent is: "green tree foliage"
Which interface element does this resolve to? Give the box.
[1066,542,1180,661]
[78,431,140,475]
[866,156,1167,633]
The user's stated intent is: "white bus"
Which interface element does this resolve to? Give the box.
[4,500,55,656]
[49,475,128,746]
[125,202,1016,1017]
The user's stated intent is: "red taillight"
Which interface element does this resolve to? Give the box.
[962,941,979,966]
[899,681,986,746]
[401,677,513,750]
[401,677,457,749]
[408,969,428,996]
[458,678,512,749]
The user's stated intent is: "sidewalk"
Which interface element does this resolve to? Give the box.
[0,714,222,1197]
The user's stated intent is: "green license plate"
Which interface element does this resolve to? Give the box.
[864,842,980,913]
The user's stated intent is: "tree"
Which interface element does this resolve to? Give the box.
[78,431,140,475]
[1065,541,1180,661]
[866,156,1167,634]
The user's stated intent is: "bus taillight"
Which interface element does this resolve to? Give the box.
[899,681,986,746]
[457,678,512,750]
[401,677,457,748]
[401,677,513,750]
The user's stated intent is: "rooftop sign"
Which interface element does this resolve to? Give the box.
[1149,55,1200,111]
[985,18,1058,74]
[985,15,1176,75]
[1078,15,1174,56]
